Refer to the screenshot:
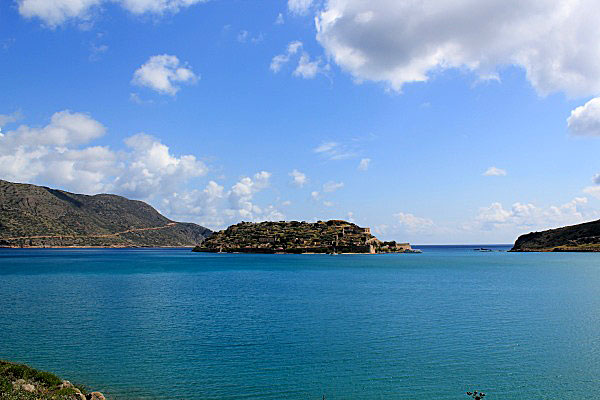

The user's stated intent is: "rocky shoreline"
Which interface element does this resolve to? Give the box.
[0,360,106,400]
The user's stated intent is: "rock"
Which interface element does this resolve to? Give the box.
[73,392,86,400]
[86,392,106,400]
[13,379,26,385]
[21,383,36,392]
[60,380,75,389]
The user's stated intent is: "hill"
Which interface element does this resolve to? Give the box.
[193,220,416,254]
[0,180,211,248]
[511,219,600,251]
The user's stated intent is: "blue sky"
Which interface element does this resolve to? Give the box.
[2,0,600,244]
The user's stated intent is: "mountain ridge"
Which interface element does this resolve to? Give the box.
[511,219,600,251]
[0,180,211,248]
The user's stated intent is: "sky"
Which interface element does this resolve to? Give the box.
[2,0,600,244]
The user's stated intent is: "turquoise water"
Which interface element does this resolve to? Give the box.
[1,246,599,399]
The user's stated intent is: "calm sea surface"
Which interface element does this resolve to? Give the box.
[1,246,599,399]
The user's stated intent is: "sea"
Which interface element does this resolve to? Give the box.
[1,246,599,400]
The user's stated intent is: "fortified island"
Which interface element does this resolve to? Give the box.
[193,220,419,254]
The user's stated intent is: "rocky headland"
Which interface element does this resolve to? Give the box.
[193,220,417,254]
[511,219,600,252]
[0,180,212,248]
[0,360,105,400]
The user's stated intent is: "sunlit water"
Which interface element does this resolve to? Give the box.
[1,246,599,399]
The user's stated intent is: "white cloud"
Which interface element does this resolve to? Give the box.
[275,13,284,25]
[358,158,370,171]
[227,171,281,221]
[483,166,507,176]
[115,133,208,199]
[132,54,198,96]
[313,141,355,160]
[567,97,600,136]
[323,201,334,207]
[289,169,308,187]
[315,0,600,95]
[120,0,205,14]
[0,110,206,197]
[288,0,312,15]
[18,0,207,27]
[270,41,303,73]
[271,41,327,79]
[474,198,589,231]
[393,212,435,233]
[1,110,105,147]
[323,181,344,193]
[311,191,320,200]
[0,111,23,128]
[293,53,321,79]
[160,180,226,228]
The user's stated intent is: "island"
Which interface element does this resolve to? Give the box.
[193,220,419,254]
[511,218,600,252]
[0,180,212,248]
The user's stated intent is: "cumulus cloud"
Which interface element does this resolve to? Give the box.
[393,212,435,233]
[293,52,324,79]
[567,97,600,136]
[483,166,507,176]
[289,169,308,187]
[115,133,208,199]
[322,181,344,193]
[0,110,206,197]
[271,41,327,79]
[275,13,284,25]
[288,0,313,15]
[132,54,198,96]
[358,158,370,171]
[226,171,283,221]
[0,111,23,128]
[1,110,105,148]
[160,180,226,228]
[315,0,600,95]
[474,198,589,231]
[18,0,207,27]
[373,211,440,239]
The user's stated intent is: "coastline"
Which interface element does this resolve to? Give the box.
[0,246,195,249]
[0,360,105,400]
